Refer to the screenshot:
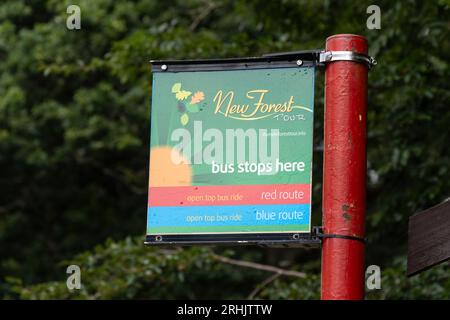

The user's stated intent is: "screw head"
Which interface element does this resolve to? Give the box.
[296,59,303,66]
[161,64,168,71]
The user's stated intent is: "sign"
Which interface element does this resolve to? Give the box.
[146,58,316,244]
[407,199,450,276]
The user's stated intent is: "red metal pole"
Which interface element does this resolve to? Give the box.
[321,34,368,300]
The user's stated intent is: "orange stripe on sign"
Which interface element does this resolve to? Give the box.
[148,184,311,207]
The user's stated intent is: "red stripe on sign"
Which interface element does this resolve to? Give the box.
[148,184,311,207]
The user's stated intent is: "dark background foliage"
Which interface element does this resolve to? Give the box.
[0,0,449,299]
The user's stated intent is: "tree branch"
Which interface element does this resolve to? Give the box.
[212,254,306,278]
[189,1,221,32]
[247,273,281,300]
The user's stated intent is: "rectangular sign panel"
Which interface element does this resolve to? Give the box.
[147,59,315,244]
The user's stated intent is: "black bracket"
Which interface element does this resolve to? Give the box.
[315,227,366,244]
[151,49,376,72]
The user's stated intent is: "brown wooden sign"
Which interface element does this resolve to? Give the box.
[407,199,450,276]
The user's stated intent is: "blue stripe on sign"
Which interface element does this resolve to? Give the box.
[147,204,310,228]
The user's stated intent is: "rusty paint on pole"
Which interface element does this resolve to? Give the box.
[321,34,368,300]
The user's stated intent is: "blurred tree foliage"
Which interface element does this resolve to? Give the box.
[7,237,449,299]
[0,0,449,298]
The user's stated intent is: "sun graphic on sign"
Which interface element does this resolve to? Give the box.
[149,147,192,187]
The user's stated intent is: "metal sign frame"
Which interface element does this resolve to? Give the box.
[145,228,322,247]
[145,52,320,247]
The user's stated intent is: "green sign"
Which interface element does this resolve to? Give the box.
[147,61,314,241]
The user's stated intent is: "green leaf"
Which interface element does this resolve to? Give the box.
[171,83,182,93]
[186,103,200,113]
[180,113,189,126]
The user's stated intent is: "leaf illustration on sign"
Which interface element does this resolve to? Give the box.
[172,84,205,123]
[176,90,192,101]
[190,91,205,104]
[171,83,182,93]
[186,103,200,113]
[178,102,186,113]
[180,113,189,126]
